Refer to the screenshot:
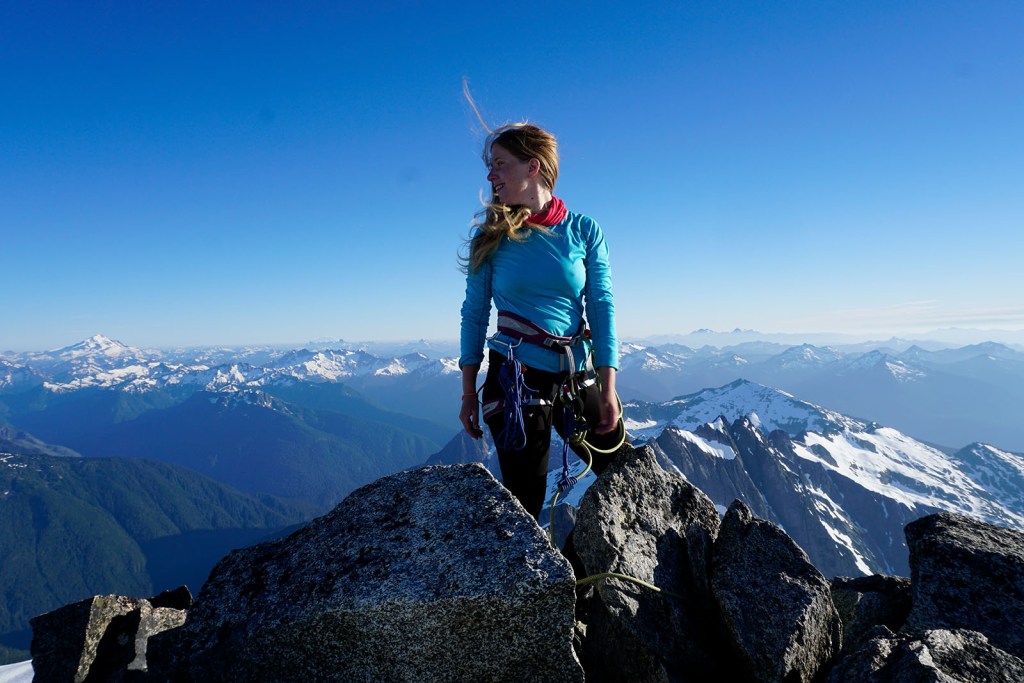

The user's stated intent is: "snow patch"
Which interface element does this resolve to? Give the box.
[675,430,737,460]
[624,418,658,430]
[885,360,925,382]
[0,661,32,683]
[819,521,872,575]
[792,429,1024,528]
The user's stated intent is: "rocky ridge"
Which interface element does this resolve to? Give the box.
[29,445,1024,682]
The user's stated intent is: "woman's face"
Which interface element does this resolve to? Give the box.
[487,143,534,205]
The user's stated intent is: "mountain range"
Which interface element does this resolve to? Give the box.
[617,339,1024,451]
[0,336,455,511]
[2,333,1023,665]
[4,333,1022,451]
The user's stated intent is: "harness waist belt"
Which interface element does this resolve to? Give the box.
[523,376,595,408]
[496,310,587,353]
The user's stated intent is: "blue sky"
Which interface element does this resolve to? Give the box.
[3,1,1022,351]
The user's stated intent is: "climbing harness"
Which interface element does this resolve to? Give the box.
[496,310,588,352]
[491,311,627,543]
[489,312,624,467]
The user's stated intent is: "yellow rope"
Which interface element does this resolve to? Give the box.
[575,572,685,601]
[539,397,677,601]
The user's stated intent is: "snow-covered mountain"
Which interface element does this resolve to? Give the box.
[624,380,1024,577]
[23,334,151,372]
[617,340,1024,451]
[4,334,1023,450]
[0,336,459,395]
[303,337,460,359]
[0,360,44,391]
[638,327,1024,349]
[627,379,864,437]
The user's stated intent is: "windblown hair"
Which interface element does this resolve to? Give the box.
[460,123,561,274]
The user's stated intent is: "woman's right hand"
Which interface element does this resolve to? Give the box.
[460,363,483,439]
[460,394,483,439]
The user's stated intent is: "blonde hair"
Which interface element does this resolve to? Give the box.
[461,123,561,273]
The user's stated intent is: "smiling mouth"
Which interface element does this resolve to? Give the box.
[494,183,505,193]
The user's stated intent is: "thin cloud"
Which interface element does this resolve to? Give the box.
[779,302,1024,334]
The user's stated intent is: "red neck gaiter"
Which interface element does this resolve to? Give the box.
[527,196,568,226]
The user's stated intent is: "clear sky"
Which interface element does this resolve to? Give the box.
[3,1,1022,351]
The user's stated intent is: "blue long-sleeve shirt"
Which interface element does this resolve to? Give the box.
[459,210,618,373]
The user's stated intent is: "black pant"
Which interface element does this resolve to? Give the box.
[482,349,616,520]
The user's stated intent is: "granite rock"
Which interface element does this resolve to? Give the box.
[828,627,1024,682]
[174,463,582,682]
[712,499,842,683]
[573,444,725,682]
[831,574,911,656]
[905,512,1024,660]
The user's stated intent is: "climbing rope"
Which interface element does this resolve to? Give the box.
[494,339,538,451]
[575,572,685,601]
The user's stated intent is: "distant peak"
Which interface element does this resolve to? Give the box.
[67,333,123,347]
[87,334,121,346]
[688,328,760,335]
[48,334,138,360]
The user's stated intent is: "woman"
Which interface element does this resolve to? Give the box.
[458,122,621,520]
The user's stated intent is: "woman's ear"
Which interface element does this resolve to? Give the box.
[527,158,541,177]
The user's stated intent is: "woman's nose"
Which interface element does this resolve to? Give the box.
[486,169,497,182]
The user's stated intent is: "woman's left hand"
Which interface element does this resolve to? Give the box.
[594,366,620,434]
